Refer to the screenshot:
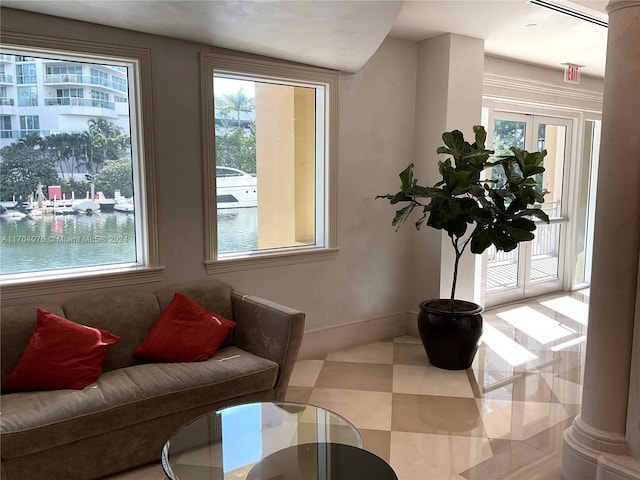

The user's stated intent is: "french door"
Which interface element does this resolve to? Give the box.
[484,113,572,306]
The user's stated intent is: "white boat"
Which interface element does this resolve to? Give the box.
[1,210,26,219]
[114,202,134,213]
[216,166,257,209]
[74,200,101,214]
[54,206,76,215]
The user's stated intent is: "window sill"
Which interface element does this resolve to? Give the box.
[205,247,339,274]
[0,266,165,300]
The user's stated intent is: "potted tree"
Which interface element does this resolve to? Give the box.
[378,125,549,370]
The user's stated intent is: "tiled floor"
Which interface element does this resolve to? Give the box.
[107,289,589,480]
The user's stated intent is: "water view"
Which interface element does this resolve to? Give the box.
[0,212,136,275]
[0,207,259,275]
[218,208,257,253]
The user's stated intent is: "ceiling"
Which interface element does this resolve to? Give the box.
[1,0,609,77]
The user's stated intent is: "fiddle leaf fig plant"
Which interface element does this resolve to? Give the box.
[378,125,549,306]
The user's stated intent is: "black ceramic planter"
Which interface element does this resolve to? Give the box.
[417,299,483,370]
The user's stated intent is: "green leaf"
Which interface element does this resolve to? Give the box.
[473,125,487,150]
[470,227,492,254]
[392,204,415,230]
[415,211,427,230]
[523,166,545,177]
[503,224,535,241]
[469,205,493,224]
[446,169,473,193]
[399,163,414,191]
[426,208,446,230]
[442,130,465,158]
[509,217,536,231]
[387,192,411,205]
[445,216,468,238]
[519,208,550,223]
[468,184,485,197]
[524,150,547,167]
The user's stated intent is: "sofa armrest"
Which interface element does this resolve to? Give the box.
[231,292,305,400]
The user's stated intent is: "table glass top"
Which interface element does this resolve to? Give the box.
[162,401,362,480]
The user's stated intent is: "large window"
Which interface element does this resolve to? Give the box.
[18,115,40,135]
[201,53,337,272]
[0,116,11,139]
[16,63,36,84]
[0,43,159,294]
[17,86,38,107]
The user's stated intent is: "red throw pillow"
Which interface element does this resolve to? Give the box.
[2,309,120,392]
[134,292,236,362]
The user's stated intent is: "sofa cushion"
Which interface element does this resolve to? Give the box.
[3,309,120,392]
[134,292,236,362]
[0,346,278,458]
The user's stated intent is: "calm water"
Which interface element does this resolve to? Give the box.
[0,208,258,274]
[0,212,136,274]
[218,207,258,253]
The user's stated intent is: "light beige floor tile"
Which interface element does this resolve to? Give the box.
[360,428,392,462]
[393,342,429,366]
[390,432,493,480]
[392,393,486,437]
[284,385,313,404]
[540,372,583,405]
[315,361,393,392]
[287,359,324,387]
[461,438,557,479]
[308,387,393,431]
[477,398,571,441]
[393,364,474,397]
[325,341,394,364]
[473,369,557,403]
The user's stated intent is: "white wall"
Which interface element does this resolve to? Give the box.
[1,9,418,335]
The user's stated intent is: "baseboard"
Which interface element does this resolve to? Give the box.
[562,424,640,480]
[297,312,411,360]
[407,310,419,337]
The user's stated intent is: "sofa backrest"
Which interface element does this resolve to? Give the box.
[154,281,234,319]
[62,292,162,372]
[0,280,237,384]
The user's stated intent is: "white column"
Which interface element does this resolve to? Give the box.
[562,2,640,479]
[410,33,485,309]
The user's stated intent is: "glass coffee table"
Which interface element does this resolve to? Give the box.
[162,401,376,480]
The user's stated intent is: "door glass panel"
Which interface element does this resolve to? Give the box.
[530,223,561,283]
[529,123,566,284]
[575,120,600,285]
[486,119,527,293]
[486,115,571,304]
[493,119,526,152]
[537,123,565,218]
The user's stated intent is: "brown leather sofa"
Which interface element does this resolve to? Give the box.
[0,281,305,480]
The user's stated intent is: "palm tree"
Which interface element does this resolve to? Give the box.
[216,89,254,123]
[43,133,73,179]
[17,133,44,150]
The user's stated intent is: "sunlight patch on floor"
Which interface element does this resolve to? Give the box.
[540,296,589,325]
[497,306,574,344]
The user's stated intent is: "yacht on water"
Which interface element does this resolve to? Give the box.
[216,167,257,209]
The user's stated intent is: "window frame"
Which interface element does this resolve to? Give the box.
[0,33,162,300]
[201,52,338,274]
